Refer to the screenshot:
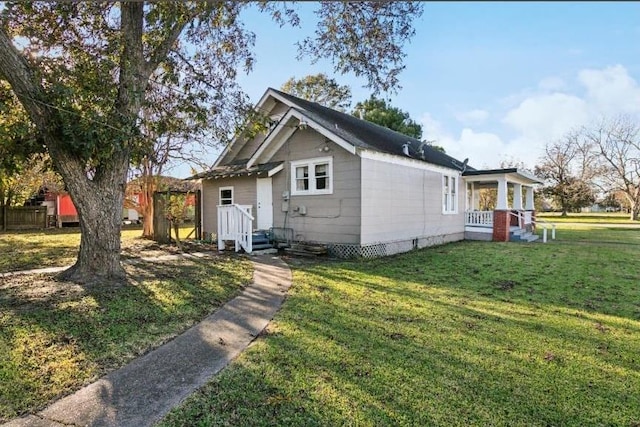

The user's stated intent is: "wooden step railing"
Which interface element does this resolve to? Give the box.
[509,210,556,242]
[217,204,253,253]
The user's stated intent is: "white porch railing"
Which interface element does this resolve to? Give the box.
[465,211,494,227]
[217,204,253,253]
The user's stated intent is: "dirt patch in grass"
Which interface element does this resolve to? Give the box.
[494,279,519,291]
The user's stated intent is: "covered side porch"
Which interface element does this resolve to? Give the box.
[462,168,548,242]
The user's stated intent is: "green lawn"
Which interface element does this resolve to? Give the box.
[0,225,197,273]
[537,212,636,224]
[160,225,640,427]
[0,230,252,422]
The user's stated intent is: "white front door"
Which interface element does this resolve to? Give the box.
[256,178,273,230]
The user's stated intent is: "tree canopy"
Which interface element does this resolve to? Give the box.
[0,2,424,283]
[535,132,598,216]
[281,73,352,110]
[351,96,423,139]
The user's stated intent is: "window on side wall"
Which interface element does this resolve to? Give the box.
[442,174,458,214]
[290,157,333,196]
[219,186,233,205]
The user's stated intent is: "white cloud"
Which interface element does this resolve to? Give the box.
[454,109,490,125]
[503,92,589,144]
[578,64,640,115]
[420,113,507,169]
[419,65,640,171]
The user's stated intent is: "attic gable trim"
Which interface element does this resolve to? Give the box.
[267,163,284,177]
[358,149,462,175]
[247,109,356,167]
[260,88,296,110]
[212,88,297,169]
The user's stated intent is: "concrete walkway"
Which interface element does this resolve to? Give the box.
[3,255,292,427]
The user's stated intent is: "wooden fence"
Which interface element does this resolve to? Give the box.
[1,206,48,231]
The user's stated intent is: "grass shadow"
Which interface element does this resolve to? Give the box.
[0,253,252,422]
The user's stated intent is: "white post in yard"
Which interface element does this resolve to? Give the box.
[496,178,508,210]
[513,183,523,210]
[525,186,535,210]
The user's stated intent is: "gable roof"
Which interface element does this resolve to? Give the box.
[266,88,473,172]
[191,87,475,182]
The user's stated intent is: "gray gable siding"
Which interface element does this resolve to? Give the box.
[233,133,266,164]
[269,127,361,245]
[219,102,291,166]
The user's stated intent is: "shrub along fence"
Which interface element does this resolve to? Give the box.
[1,206,48,231]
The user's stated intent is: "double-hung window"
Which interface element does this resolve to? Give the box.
[290,157,333,196]
[219,186,233,205]
[442,174,458,214]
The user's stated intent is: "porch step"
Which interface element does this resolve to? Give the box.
[252,230,274,251]
[509,227,539,243]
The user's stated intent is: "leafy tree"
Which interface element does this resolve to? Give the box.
[0,2,423,283]
[542,177,595,213]
[281,73,352,110]
[164,191,193,250]
[0,82,43,207]
[352,96,423,139]
[1,153,63,208]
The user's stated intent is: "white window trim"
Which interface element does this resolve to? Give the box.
[442,174,458,214]
[219,186,234,205]
[290,156,333,196]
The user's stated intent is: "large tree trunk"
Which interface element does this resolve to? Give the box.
[55,150,129,282]
[0,5,146,284]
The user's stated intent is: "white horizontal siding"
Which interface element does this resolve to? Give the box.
[360,157,464,245]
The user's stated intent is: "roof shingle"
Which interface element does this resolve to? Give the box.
[270,88,473,171]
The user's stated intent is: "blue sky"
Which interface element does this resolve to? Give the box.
[173,1,640,177]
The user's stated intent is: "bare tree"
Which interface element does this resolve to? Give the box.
[535,132,598,215]
[584,116,640,220]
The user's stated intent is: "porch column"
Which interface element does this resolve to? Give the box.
[513,183,523,210]
[525,186,535,210]
[473,184,481,210]
[496,178,508,210]
[468,182,480,210]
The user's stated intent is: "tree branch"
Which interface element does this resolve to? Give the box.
[0,27,51,133]
[144,8,199,76]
